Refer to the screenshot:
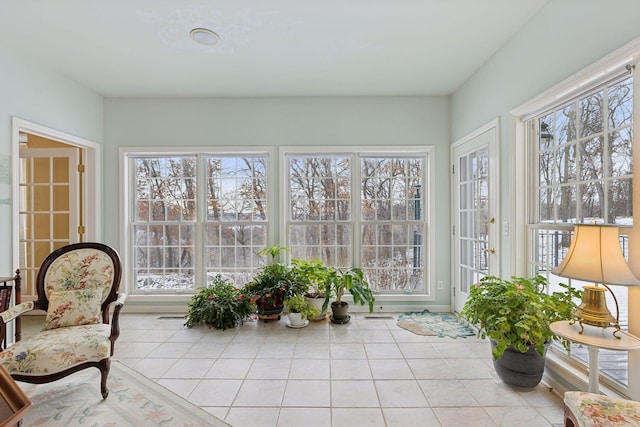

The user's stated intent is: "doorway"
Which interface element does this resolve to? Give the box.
[12,118,100,297]
[451,119,499,313]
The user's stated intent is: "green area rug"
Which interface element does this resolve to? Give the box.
[396,309,476,339]
[19,360,230,427]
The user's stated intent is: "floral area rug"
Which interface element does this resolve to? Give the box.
[19,360,230,427]
[396,309,476,338]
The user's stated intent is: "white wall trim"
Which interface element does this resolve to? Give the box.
[511,37,640,119]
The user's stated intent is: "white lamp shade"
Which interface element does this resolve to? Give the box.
[552,224,640,286]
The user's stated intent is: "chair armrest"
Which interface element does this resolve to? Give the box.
[108,293,127,348]
[0,301,34,324]
[112,292,127,309]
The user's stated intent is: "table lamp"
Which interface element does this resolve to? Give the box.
[552,224,640,338]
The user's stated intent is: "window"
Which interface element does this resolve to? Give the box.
[285,150,429,293]
[528,73,634,387]
[128,152,269,292]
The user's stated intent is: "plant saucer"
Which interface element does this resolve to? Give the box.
[286,319,309,328]
[330,314,351,324]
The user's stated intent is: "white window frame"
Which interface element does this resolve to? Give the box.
[512,38,640,399]
[119,146,275,299]
[279,145,436,303]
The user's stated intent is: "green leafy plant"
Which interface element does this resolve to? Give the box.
[459,275,582,360]
[290,259,331,299]
[322,267,375,313]
[242,246,300,307]
[185,275,255,330]
[284,294,320,319]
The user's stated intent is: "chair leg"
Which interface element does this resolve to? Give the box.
[99,359,111,399]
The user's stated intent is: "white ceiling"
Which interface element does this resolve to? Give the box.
[0,0,549,97]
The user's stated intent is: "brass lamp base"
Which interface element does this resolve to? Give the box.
[570,285,621,338]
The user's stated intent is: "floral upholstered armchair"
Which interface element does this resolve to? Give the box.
[0,242,126,399]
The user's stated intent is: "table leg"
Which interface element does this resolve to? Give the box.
[587,345,599,393]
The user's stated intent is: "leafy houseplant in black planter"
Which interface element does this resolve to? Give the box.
[460,275,581,389]
[322,267,375,324]
[184,275,255,330]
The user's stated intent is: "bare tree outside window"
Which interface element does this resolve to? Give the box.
[134,157,197,290]
[531,74,633,386]
[132,154,268,291]
[286,153,426,292]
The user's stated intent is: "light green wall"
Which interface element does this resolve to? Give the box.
[104,96,452,306]
[0,46,103,272]
[451,0,640,277]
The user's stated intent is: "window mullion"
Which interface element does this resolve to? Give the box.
[196,154,205,289]
[352,153,361,268]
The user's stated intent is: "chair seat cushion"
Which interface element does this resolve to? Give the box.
[0,324,111,375]
[565,391,640,426]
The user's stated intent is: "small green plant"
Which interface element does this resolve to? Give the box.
[284,294,320,319]
[322,267,375,313]
[185,275,255,330]
[460,275,582,359]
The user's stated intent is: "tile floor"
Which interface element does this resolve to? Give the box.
[27,312,566,426]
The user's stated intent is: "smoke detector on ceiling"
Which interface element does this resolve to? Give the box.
[190,28,220,46]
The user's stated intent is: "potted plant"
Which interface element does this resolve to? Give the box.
[184,275,255,330]
[290,258,331,320]
[284,294,320,328]
[243,245,300,321]
[322,267,375,324]
[459,275,581,389]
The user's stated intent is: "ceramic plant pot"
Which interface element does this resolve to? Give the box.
[304,296,327,320]
[491,340,549,389]
[288,312,306,327]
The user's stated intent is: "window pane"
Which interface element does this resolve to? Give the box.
[557,143,577,184]
[132,157,197,291]
[579,91,603,138]
[360,156,425,292]
[530,73,633,389]
[286,152,427,293]
[131,154,267,291]
[204,155,268,285]
[608,178,632,224]
[557,186,577,223]
[579,137,603,181]
[287,155,352,266]
[134,223,196,291]
[556,104,577,145]
[608,77,633,129]
[610,128,633,178]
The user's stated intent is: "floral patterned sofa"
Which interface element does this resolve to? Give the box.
[0,243,125,399]
[564,391,640,426]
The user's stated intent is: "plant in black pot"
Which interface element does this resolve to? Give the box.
[322,267,375,324]
[459,275,581,389]
[184,275,255,330]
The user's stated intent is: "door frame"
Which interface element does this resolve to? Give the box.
[11,117,101,267]
[450,118,500,313]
